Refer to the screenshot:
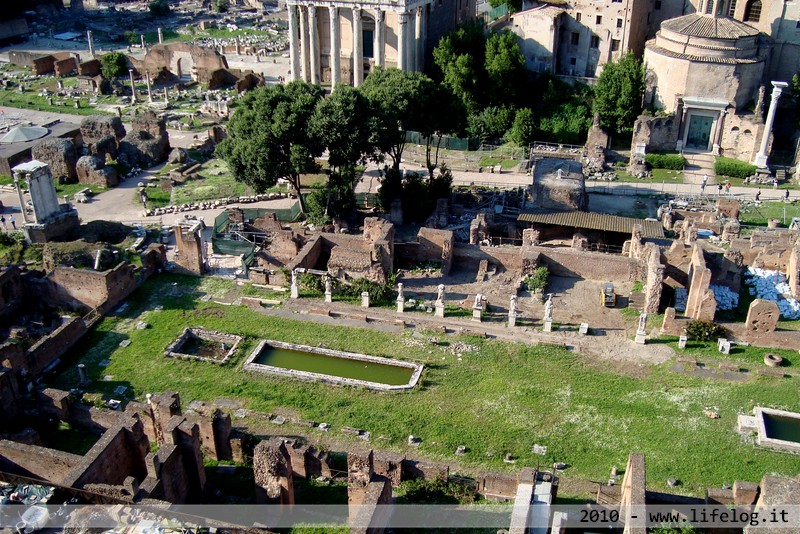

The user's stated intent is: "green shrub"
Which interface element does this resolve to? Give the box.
[714,157,757,179]
[341,276,396,305]
[645,152,686,170]
[686,320,728,341]
[523,266,549,293]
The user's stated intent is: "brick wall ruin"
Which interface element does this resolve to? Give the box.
[685,245,717,321]
[630,115,679,153]
[48,262,138,312]
[253,439,294,505]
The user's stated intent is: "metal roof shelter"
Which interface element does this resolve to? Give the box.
[0,126,48,144]
[517,211,664,238]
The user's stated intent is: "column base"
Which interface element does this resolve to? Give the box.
[753,153,769,168]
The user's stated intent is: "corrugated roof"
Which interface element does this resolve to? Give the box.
[517,211,665,238]
[661,14,759,39]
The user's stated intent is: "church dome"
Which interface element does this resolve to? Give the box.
[648,13,764,64]
[660,13,760,39]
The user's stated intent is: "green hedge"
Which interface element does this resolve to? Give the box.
[645,153,686,170]
[714,157,757,179]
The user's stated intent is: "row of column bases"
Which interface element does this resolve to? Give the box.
[287,3,428,87]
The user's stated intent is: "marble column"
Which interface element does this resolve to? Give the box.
[397,12,408,71]
[754,81,789,168]
[299,6,310,82]
[87,30,95,57]
[128,69,137,103]
[419,3,427,71]
[288,5,301,81]
[145,70,153,102]
[308,6,320,84]
[374,10,385,68]
[414,6,424,72]
[352,7,363,86]
[712,109,725,156]
[329,6,341,86]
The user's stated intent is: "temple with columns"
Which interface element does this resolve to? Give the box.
[285,0,475,86]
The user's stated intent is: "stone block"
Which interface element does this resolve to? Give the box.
[745,299,780,334]
[579,323,588,335]
[733,480,759,505]
[678,335,687,349]
[32,139,78,183]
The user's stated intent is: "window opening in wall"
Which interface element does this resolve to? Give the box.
[571,32,580,45]
[655,0,662,8]
[576,12,582,21]
[596,15,603,24]
[617,18,623,28]
[744,0,761,22]
[591,35,600,48]
[728,0,738,16]
[611,39,620,51]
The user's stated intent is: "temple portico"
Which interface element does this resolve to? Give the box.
[286,0,436,86]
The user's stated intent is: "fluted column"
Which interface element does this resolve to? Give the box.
[397,11,408,71]
[329,6,340,86]
[299,6,310,82]
[352,7,363,86]
[308,6,320,84]
[754,81,789,168]
[419,3,427,71]
[288,4,301,81]
[374,10,385,68]
[414,6,423,71]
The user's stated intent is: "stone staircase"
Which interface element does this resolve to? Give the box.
[683,153,716,183]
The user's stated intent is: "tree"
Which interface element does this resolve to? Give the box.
[507,108,536,146]
[214,0,229,13]
[216,82,325,214]
[309,86,374,175]
[432,20,487,114]
[361,67,433,171]
[485,30,525,103]
[148,0,170,16]
[308,85,375,218]
[100,52,127,80]
[467,106,515,145]
[524,266,549,294]
[416,82,466,178]
[593,52,645,134]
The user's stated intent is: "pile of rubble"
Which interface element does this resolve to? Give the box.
[745,267,800,319]
[144,192,291,216]
[710,284,739,310]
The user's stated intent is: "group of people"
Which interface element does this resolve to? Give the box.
[0,214,16,232]
[700,174,792,202]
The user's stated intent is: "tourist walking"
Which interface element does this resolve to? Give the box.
[785,190,791,202]
[717,184,723,196]
[0,215,5,232]
[756,189,761,201]
[774,178,779,189]
[701,174,708,194]
[725,181,731,195]
[9,215,16,230]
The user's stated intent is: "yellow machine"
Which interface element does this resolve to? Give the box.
[601,283,616,307]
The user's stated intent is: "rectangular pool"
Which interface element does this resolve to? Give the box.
[243,340,423,391]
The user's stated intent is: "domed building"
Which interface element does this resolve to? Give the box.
[635,0,780,161]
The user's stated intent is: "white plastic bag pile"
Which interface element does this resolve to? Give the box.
[744,267,800,319]
[710,285,739,310]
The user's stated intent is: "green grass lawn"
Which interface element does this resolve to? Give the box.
[48,274,800,496]
[171,160,252,204]
[56,182,107,198]
[612,168,685,184]
[737,201,800,227]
